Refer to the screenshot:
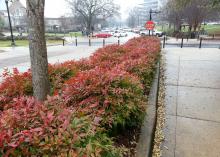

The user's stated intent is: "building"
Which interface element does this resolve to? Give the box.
[45,17,80,33]
[136,0,168,26]
[0,11,5,32]
[9,0,26,29]
[45,18,62,32]
[0,10,5,22]
[0,0,79,33]
[0,0,27,32]
[141,0,168,11]
[0,10,7,27]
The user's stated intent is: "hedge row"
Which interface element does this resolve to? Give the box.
[0,36,160,156]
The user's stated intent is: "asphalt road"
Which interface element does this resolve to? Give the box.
[0,32,139,80]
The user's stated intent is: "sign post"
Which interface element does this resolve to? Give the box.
[145,20,155,36]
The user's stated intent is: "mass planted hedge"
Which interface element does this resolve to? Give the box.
[0,36,160,156]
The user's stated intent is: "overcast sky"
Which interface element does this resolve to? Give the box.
[0,0,144,19]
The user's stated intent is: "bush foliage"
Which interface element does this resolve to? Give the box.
[0,36,160,156]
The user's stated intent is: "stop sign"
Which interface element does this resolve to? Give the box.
[145,21,155,30]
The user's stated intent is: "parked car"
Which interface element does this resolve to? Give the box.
[114,31,128,37]
[123,28,132,32]
[132,28,141,34]
[154,30,164,37]
[94,33,112,38]
[140,30,149,36]
[140,29,164,37]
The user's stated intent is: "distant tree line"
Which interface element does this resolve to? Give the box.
[126,7,140,28]
[162,0,220,33]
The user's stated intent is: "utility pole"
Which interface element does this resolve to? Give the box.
[5,0,15,46]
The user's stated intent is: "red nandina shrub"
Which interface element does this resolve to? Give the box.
[116,57,155,92]
[89,45,126,69]
[0,96,122,156]
[0,68,32,110]
[0,36,161,156]
[0,68,32,96]
[48,63,77,93]
[0,63,79,109]
[62,67,146,129]
[69,58,92,71]
[123,36,160,52]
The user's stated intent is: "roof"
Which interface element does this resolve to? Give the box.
[9,0,26,10]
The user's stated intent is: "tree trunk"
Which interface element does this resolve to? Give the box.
[193,23,198,32]
[87,20,92,34]
[189,25,192,32]
[168,23,171,29]
[26,0,50,101]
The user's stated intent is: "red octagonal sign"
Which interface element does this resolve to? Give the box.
[145,21,155,30]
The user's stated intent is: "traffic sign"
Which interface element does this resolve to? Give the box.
[145,21,155,30]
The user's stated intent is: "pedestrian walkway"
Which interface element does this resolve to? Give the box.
[165,37,220,49]
[162,48,220,157]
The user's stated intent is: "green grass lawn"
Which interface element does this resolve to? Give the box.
[156,24,175,36]
[45,33,66,37]
[156,24,220,35]
[69,31,82,37]
[1,32,82,38]
[0,40,63,47]
[46,32,82,37]
[156,25,171,32]
[202,24,220,34]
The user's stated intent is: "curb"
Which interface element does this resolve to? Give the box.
[136,62,160,157]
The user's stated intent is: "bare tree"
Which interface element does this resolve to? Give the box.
[26,0,50,101]
[127,8,140,28]
[183,0,215,31]
[66,0,119,33]
[162,0,184,31]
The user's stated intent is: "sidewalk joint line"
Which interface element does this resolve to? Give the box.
[174,57,180,157]
[180,59,220,62]
[167,113,177,117]
[165,83,220,90]
[176,115,220,124]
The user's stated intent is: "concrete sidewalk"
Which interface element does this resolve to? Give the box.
[162,48,220,157]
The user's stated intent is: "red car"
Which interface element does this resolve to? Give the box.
[95,33,112,38]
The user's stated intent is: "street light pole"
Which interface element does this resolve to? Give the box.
[149,9,152,21]
[149,9,152,35]
[148,9,161,36]
[5,0,15,46]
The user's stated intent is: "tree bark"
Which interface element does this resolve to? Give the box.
[26,0,50,101]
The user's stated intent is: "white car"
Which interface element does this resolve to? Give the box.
[114,31,128,37]
[132,28,141,33]
[140,30,150,36]
[123,28,132,32]
[154,30,164,37]
[140,30,164,37]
